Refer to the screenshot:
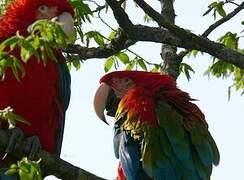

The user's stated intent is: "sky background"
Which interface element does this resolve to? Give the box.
[45,0,244,179]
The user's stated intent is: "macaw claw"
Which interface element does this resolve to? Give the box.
[23,135,42,160]
[3,127,24,159]
[2,127,41,160]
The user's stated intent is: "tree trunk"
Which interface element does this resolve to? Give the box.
[160,0,179,79]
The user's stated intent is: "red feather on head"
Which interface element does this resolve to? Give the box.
[100,70,177,94]
[100,71,207,127]
[100,71,177,125]
[0,0,74,41]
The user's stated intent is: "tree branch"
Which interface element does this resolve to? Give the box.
[202,1,244,37]
[0,129,106,180]
[65,28,136,61]
[104,0,244,69]
[177,1,244,59]
[65,40,135,61]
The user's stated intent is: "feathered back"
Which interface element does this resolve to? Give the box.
[0,0,74,42]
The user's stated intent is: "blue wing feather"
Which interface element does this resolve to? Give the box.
[55,54,71,156]
[114,122,141,180]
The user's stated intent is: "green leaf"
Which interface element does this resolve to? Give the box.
[216,3,226,17]
[117,52,129,64]
[108,31,116,40]
[72,58,81,71]
[218,32,238,50]
[180,63,195,81]
[5,169,18,176]
[143,14,153,23]
[137,58,147,70]
[187,49,202,58]
[104,56,115,72]
[204,59,244,92]
[69,0,92,24]
[0,36,19,51]
[126,61,135,70]
[150,64,160,72]
[85,31,105,47]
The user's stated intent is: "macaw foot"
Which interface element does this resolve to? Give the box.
[3,128,41,160]
[23,135,42,160]
[3,127,24,160]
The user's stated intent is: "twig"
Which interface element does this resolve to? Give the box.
[178,1,244,60]
[202,1,244,37]
[126,48,157,66]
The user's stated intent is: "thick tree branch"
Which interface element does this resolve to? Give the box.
[0,130,106,180]
[65,29,136,60]
[104,0,244,69]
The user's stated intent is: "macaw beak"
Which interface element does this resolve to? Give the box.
[93,83,111,125]
[58,12,76,42]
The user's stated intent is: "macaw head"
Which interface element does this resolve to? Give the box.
[0,0,74,41]
[93,70,175,124]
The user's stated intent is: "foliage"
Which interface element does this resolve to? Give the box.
[0,0,13,14]
[0,19,70,81]
[203,1,227,19]
[179,63,195,81]
[0,106,30,127]
[5,157,42,180]
[69,0,92,41]
[204,31,243,92]
[186,1,244,93]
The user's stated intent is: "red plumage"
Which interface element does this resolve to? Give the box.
[0,0,74,41]
[118,87,158,125]
[101,71,208,128]
[117,162,126,180]
[0,0,73,153]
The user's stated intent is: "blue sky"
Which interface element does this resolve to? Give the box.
[47,0,244,179]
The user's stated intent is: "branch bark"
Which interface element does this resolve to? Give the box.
[0,130,106,180]
[65,31,136,61]
[103,0,244,69]
[159,0,179,79]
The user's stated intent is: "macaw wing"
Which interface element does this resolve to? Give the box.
[115,87,219,180]
[55,54,71,156]
[140,100,219,180]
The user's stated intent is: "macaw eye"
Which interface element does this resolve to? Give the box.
[123,78,135,88]
[124,78,129,82]
[38,5,48,13]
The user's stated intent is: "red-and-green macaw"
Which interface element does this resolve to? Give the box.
[0,0,74,178]
[94,71,220,180]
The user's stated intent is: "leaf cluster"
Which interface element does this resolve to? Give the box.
[203,1,227,19]
[69,0,93,41]
[5,157,42,180]
[0,19,70,81]
[104,52,155,72]
[205,32,244,92]
[0,106,30,127]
